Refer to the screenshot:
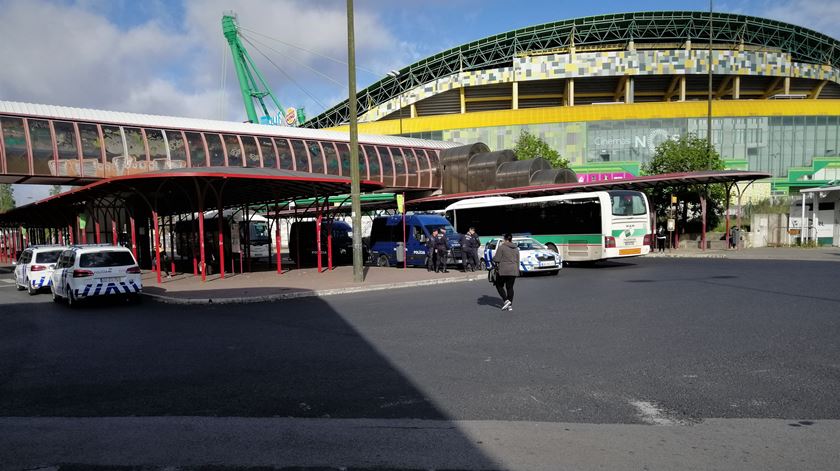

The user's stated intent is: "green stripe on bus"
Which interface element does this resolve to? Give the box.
[611,229,648,237]
[483,234,603,245]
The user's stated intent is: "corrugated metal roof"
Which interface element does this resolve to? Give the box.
[0,100,456,150]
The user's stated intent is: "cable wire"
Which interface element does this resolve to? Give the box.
[239,25,383,77]
[241,32,347,88]
[240,35,328,111]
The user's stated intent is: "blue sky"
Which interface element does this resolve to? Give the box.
[2,0,839,204]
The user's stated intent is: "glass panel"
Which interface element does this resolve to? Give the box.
[121,127,145,175]
[290,139,308,172]
[184,132,206,167]
[306,140,324,173]
[259,137,276,168]
[275,138,293,170]
[428,149,440,188]
[206,133,225,167]
[28,119,54,175]
[145,129,167,172]
[166,131,188,170]
[363,145,380,181]
[336,142,352,177]
[241,136,259,167]
[52,121,79,177]
[377,146,395,185]
[323,141,339,175]
[0,117,29,174]
[223,134,242,166]
[417,149,431,187]
[78,123,101,177]
[402,148,418,187]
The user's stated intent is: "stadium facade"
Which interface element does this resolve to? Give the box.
[309,11,840,199]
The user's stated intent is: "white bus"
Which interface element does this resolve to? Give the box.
[445,190,652,262]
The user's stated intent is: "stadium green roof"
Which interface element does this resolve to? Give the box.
[305,10,840,129]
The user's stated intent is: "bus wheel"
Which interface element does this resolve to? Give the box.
[546,243,558,253]
[376,255,390,267]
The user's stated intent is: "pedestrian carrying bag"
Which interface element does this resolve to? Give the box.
[488,264,498,284]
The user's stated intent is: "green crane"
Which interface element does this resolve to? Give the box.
[222,12,300,125]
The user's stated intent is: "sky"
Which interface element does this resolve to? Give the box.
[2,0,840,204]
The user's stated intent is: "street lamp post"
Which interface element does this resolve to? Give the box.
[388,70,403,136]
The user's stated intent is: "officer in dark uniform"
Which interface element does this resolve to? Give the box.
[434,227,450,273]
[460,227,481,271]
[426,229,438,272]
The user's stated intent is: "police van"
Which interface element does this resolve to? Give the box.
[13,245,66,295]
[50,245,142,306]
[368,213,462,268]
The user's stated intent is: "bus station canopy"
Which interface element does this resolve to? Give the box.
[0,167,384,227]
[407,170,771,211]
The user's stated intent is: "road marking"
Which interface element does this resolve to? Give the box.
[629,400,682,426]
[1,279,14,284]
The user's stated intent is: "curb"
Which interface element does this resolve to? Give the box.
[647,253,727,259]
[143,273,486,305]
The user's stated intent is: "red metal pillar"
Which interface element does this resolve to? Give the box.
[276,227,282,274]
[316,211,323,273]
[153,211,162,284]
[725,189,731,250]
[94,219,101,244]
[129,217,136,261]
[111,218,118,246]
[58,228,64,246]
[700,193,707,251]
[1,229,6,263]
[169,215,176,275]
[192,212,198,277]
[218,203,225,280]
[199,210,206,282]
[68,224,74,245]
[327,220,333,271]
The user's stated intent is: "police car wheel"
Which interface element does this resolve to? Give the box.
[26,279,37,296]
[376,255,390,267]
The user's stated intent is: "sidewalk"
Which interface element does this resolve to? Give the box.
[647,246,840,261]
[141,265,485,304]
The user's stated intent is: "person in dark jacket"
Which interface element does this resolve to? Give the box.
[460,227,481,271]
[492,233,520,311]
[426,229,438,271]
[433,227,450,273]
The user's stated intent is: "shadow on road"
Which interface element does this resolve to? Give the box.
[0,289,498,468]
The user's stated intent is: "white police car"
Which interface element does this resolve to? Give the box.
[50,245,142,306]
[483,237,562,275]
[14,245,67,295]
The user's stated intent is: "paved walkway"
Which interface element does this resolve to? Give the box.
[648,246,840,261]
[141,265,485,304]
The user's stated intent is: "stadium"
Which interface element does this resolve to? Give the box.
[309,11,840,199]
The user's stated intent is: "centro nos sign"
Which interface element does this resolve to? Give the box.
[593,129,681,150]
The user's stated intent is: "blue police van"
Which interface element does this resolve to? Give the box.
[368,213,462,268]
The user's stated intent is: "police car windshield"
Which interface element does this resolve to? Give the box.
[425,224,456,236]
[513,238,545,250]
[80,251,136,268]
[35,250,63,263]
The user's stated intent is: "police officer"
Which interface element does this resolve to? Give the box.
[460,227,480,271]
[434,227,450,273]
[426,229,438,272]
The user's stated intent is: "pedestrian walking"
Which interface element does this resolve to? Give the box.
[492,233,520,311]
[434,227,450,273]
[656,227,666,252]
[426,229,438,271]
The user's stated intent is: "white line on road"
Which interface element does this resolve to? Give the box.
[629,400,681,426]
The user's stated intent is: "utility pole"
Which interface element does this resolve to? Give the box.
[347,0,363,282]
[702,0,713,251]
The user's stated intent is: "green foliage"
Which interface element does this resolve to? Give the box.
[643,134,727,231]
[513,130,569,168]
[0,184,14,213]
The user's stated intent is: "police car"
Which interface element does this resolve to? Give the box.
[483,236,562,275]
[50,245,142,306]
[14,245,67,295]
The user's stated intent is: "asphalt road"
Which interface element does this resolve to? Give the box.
[2,258,840,469]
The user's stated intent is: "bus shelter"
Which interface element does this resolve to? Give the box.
[0,167,383,283]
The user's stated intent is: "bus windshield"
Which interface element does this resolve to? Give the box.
[250,222,270,242]
[610,191,647,216]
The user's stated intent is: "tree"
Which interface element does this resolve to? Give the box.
[0,184,14,213]
[642,134,726,234]
[49,184,63,197]
[513,130,569,168]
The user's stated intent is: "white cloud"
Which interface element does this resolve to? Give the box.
[762,0,840,38]
[0,0,420,121]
